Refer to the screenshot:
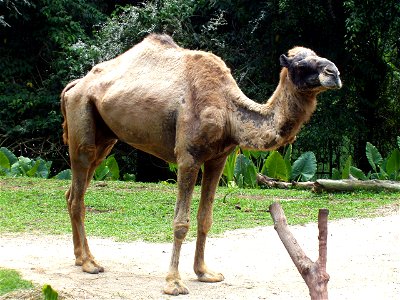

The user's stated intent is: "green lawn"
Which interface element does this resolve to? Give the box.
[0,268,33,296]
[0,177,399,242]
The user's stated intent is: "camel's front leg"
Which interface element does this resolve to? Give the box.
[164,161,199,296]
[194,157,227,282]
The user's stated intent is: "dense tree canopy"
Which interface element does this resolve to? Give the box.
[0,0,399,179]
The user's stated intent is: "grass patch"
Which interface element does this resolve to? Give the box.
[0,177,399,242]
[0,268,33,296]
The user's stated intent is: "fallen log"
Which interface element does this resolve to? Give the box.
[314,179,400,192]
[257,173,400,192]
[256,173,315,189]
[269,202,330,300]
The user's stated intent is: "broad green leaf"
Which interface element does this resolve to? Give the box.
[366,142,382,172]
[262,151,288,181]
[36,159,52,178]
[54,169,72,180]
[236,174,245,188]
[291,151,317,182]
[241,149,252,159]
[350,166,367,180]
[25,159,51,178]
[342,155,352,179]
[0,147,17,165]
[26,160,40,177]
[106,155,120,180]
[284,145,292,162]
[386,149,400,177]
[94,160,109,180]
[11,157,34,176]
[331,168,341,180]
[42,284,58,300]
[234,154,257,188]
[284,145,292,179]
[0,151,10,170]
[223,147,239,183]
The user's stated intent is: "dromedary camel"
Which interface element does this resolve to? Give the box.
[60,34,341,295]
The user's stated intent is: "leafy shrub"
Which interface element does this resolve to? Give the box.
[0,147,124,181]
[0,147,52,178]
[222,146,318,187]
[332,137,400,181]
[94,154,120,181]
[234,154,257,188]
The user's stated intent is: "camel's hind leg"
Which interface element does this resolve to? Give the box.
[194,156,227,282]
[65,100,116,273]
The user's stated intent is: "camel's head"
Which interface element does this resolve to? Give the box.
[279,47,342,92]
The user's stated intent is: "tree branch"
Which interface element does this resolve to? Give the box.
[269,202,329,299]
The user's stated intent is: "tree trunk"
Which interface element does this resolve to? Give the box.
[257,174,400,192]
[314,179,400,192]
[269,202,330,299]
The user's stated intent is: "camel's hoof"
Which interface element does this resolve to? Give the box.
[81,260,105,274]
[163,279,189,296]
[197,270,224,283]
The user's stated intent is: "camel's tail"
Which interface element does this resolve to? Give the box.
[60,79,81,145]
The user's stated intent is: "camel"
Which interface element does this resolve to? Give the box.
[60,33,341,296]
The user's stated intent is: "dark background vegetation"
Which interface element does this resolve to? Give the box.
[1,0,399,181]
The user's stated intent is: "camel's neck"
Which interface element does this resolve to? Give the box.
[230,68,317,150]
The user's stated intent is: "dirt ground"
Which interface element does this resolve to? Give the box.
[0,214,399,300]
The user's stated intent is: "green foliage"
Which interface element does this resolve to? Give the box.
[291,152,317,182]
[223,147,239,185]
[123,173,136,181]
[386,149,400,179]
[261,151,288,181]
[0,147,66,179]
[0,147,18,165]
[234,154,257,188]
[349,166,368,181]
[54,169,72,180]
[0,151,10,170]
[42,284,58,300]
[284,145,293,178]
[337,138,400,181]
[222,146,317,187]
[0,146,52,178]
[94,154,120,181]
[366,142,383,173]
[0,268,33,295]
[342,155,352,179]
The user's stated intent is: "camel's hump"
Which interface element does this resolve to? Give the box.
[145,33,179,48]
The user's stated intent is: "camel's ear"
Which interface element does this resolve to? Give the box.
[279,54,292,68]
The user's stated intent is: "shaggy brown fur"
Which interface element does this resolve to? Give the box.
[60,34,341,296]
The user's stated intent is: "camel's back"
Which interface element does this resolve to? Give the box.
[72,34,237,161]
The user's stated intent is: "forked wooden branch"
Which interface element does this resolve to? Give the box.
[269,202,329,300]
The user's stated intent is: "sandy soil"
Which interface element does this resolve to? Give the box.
[0,214,399,300]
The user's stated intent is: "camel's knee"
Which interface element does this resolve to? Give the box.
[68,199,84,220]
[174,223,190,240]
[72,144,97,168]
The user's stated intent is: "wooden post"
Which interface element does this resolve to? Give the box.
[269,202,329,300]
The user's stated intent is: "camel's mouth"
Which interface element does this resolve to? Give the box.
[319,65,342,89]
